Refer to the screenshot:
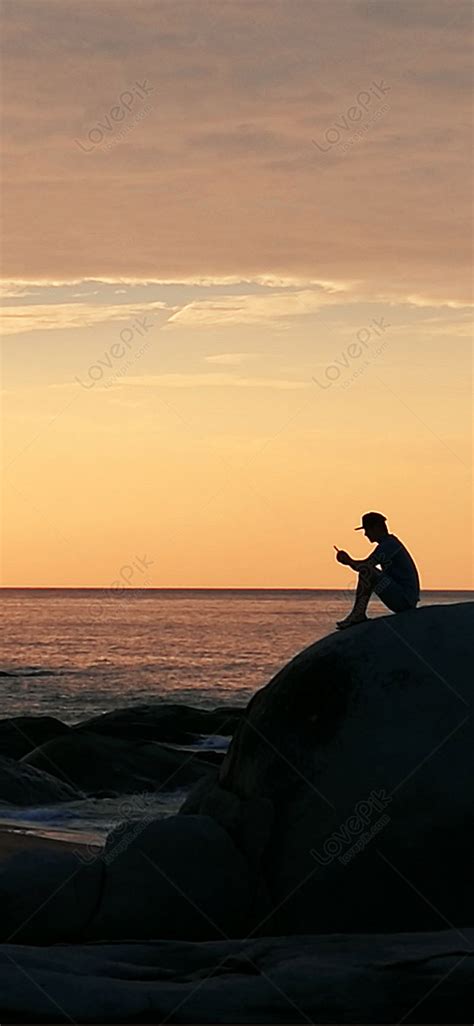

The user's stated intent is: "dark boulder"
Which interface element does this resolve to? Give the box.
[184,603,474,934]
[88,813,253,941]
[22,731,217,795]
[0,849,103,944]
[0,814,254,946]
[0,715,70,760]
[74,702,242,745]
[0,754,80,806]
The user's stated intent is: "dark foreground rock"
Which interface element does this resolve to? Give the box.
[0,716,70,761]
[184,603,474,934]
[0,815,253,944]
[22,731,217,795]
[0,755,80,806]
[0,928,472,1023]
[0,848,104,944]
[89,814,253,941]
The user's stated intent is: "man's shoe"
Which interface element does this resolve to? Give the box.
[336,614,369,630]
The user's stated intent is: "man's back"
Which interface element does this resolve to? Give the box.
[373,533,420,603]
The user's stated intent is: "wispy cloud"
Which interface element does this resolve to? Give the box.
[0,300,170,336]
[205,352,257,365]
[167,286,473,329]
[166,289,347,328]
[106,372,307,390]
[0,283,43,299]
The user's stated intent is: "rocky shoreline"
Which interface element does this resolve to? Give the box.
[0,702,243,806]
[0,602,472,1022]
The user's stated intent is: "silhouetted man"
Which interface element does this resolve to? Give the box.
[335,511,420,630]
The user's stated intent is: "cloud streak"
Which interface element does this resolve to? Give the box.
[105,372,307,390]
[0,300,170,336]
[205,353,257,365]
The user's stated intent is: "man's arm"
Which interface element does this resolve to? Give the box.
[348,553,379,571]
[336,550,379,571]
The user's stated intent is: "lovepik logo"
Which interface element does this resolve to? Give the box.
[312,317,390,390]
[75,315,154,390]
[311,788,392,866]
[74,80,154,152]
[312,80,390,154]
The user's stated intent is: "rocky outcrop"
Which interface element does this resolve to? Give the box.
[0,755,80,806]
[0,848,103,944]
[0,814,253,944]
[74,702,243,745]
[22,731,217,795]
[184,603,474,934]
[0,929,472,1022]
[88,814,253,941]
[0,715,70,760]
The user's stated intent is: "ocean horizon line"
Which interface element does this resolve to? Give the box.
[0,587,472,594]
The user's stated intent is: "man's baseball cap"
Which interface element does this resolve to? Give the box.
[355,511,387,531]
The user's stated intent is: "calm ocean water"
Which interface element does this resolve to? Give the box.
[1,589,472,722]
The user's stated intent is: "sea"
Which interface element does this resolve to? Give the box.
[0,589,471,844]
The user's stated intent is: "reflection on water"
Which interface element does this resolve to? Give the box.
[0,589,471,722]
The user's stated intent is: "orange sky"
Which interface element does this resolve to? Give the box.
[1,0,472,588]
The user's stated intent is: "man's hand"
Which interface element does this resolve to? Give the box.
[336,549,351,565]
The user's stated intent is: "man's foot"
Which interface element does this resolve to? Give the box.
[336,614,369,630]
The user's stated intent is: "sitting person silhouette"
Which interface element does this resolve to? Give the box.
[335,511,420,630]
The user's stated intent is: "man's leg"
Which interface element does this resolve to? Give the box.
[337,566,380,629]
[373,575,415,613]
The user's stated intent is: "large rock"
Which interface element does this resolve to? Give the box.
[0,849,103,944]
[0,929,472,1022]
[74,702,242,744]
[22,731,217,795]
[0,755,80,806]
[0,715,70,761]
[184,603,474,934]
[0,814,253,945]
[88,813,253,941]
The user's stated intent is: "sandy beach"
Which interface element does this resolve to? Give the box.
[0,827,101,863]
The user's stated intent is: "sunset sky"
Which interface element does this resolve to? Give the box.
[1,0,472,588]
